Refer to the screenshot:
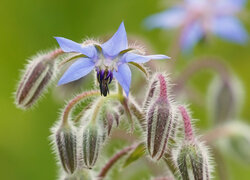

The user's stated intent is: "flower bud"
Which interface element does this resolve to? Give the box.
[146,74,174,160]
[15,50,62,109]
[175,141,211,180]
[143,77,158,109]
[80,124,103,169]
[61,169,93,180]
[98,102,122,139]
[176,106,212,180]
[218,121,250,164]
[207,76,243,123]
[55,124,77,174]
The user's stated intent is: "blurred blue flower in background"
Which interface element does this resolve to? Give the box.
[55,22,169,96]
[144,0,248,52]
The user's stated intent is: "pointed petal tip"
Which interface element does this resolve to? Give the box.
[57,79,66,86]
[120,21,125,27]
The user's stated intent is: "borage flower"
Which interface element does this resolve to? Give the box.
[55,22,169,96]
[144,0,248,52]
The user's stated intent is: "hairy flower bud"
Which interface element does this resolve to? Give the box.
[146,74,174,160]
[15,50,62,109]
[61,169,93,180]
[207,76,243,123]
[176,106,212,180]
[175,141,211,180]
[99,102,122,139]
[218,121,250,164]
[80,124,103,169]
[55,124,77,174]
[143,77,158,109]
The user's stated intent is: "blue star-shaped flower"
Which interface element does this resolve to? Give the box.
[55,22,170,96]
[144,0,248,52]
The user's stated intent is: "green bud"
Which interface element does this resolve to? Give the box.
[61,169,93,180]
[80,124,103,169]
[207,76,243,123]
[175,141,211,180]
[55,124,77,174]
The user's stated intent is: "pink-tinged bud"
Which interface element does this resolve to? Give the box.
[176,106,212,180]
[15,49,62,109]
[178,106,194,141]
[175,141,212,180]
[54,124,77,174]
[80,124,103,169]
[146,74,174,160]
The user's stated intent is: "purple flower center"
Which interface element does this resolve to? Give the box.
[96,69,113,96]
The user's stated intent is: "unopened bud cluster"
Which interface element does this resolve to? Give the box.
[51,97,123,178]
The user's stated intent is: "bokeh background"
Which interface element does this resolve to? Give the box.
[0,0,250,179]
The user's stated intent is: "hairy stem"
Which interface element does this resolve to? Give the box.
[128,100,146,131]
[61,90,99,126]
[97,144,137,179]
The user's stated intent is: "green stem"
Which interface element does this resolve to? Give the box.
[97,143,138,179]
[91,94,122,124]
[61,90,99,126]
[128,100,146,131]
[116,83,134,132]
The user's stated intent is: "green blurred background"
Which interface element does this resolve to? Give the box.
[0,0,250,179]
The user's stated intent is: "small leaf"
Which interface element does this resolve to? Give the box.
[128,62,149,77]
[123,143,145,168]
[59,53,86,67]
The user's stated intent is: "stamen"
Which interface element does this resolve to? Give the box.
[96,69,114,97]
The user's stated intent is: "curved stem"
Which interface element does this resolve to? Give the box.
[128,100,146,131]
[116,83,134,132]
[174,57,230,93]
[97,144,138,179]
[61,90,99,126]
[90,94,121,124]
[201,124,234,144]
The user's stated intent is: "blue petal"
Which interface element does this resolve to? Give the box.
[216,0,245,13]
[58,58,95,85]
[212,16,248,44]
[101,22,128,57]
[113,63,131,96]
[123,53,170,63]
[143,7,185,30]
[180,21,204,52]
[55,37,97,58]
